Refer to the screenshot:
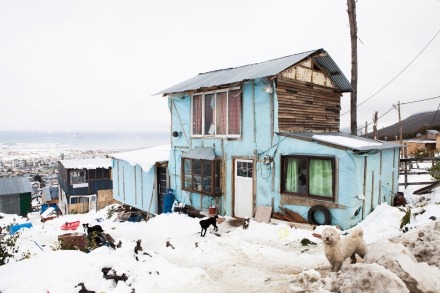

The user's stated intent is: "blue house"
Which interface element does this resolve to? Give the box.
[111,145,171,214]
[156,49,400,230]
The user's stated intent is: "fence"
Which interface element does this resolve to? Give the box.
[399,157,439,187]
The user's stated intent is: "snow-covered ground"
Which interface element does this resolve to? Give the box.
[0,162,440,292]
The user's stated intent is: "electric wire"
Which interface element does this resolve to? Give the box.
[341,27,440,117]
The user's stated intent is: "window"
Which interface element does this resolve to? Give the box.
[192,88,241,137]
[182,158,222,196]
[70,170,86,185]
[281,156,335,201]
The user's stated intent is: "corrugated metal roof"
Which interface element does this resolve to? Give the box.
[181,147,215,160]
[155,49,352,95]
[282,132,400,152]
[314,56,353,92]
[0,177,33,196]
[58,158,112,170]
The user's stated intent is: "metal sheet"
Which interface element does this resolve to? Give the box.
[0,177,32,196]
[156,49,353,95]
[181,147,215,160]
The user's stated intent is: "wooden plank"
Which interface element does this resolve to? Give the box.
[254,206,273,223]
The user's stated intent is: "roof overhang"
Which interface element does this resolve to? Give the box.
[181,147,216,160]
[280,132,401,153]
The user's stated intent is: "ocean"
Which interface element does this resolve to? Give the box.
[0,131,169,152]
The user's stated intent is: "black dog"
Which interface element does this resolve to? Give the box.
[199,215,218,237]
[83,223,104,234]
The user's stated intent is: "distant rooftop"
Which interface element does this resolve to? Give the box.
[0,177,32,196]
[58,158,112,169]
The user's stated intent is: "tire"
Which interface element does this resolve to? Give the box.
[307,205,332,225]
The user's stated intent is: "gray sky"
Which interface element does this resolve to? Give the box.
[0,0,439,133]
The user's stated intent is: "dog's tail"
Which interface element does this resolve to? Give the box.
[350,227,364,238]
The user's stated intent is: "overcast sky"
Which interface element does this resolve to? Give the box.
[0,0,439,133]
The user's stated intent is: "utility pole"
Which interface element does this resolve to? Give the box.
[373,111,378,140]
[364,121,367,138]
[347,0,358,135]
[397,101,402,144]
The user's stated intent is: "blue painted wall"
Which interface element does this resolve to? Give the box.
[112,159,158,214]
[166,78,400,230]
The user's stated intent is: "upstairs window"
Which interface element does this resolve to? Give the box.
[281,155,335,201]
[70,170,86,185]
[192,88,241,137]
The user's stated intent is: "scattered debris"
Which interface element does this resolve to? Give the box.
[393,192,406,207]
[254,206,272,223]
[272,207,308,224]
[75,282,95,293]
[134,239,143,261]
[101,268,128,284]
[58,233,87,251]
[399,207,411,229]
[300,238,317,246]
[166,240,175,249]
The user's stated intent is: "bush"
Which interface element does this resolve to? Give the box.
[428,160,440,181]
[0,233,19,266]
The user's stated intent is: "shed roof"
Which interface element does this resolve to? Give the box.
[0,177,33,196]
[155,49,352,96]
[58,158,112,170]
[110,144,171,171]
[284,132,400,152]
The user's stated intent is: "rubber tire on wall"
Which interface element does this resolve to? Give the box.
[307,205,332,225]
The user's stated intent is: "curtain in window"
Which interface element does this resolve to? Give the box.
[285,158,298,192]
[216,92,227,135]
[309,159,333,197]
[228,89,241,135]
[205,94,215,135]
[192,95,202,135]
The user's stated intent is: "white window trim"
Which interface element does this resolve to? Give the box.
[191,87,241,138]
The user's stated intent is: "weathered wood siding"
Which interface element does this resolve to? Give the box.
[276,58,342,132]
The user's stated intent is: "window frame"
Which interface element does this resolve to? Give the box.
[181,158,222,196]
[191,87,242,138]
[281,155,336,201]
[69,169,87,185]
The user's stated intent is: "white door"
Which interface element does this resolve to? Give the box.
[234,159,254,218]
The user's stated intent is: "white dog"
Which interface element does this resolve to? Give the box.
[322,227,368,272]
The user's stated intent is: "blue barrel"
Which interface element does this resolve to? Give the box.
[163,189,175,213]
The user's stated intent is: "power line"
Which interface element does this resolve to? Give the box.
[342,27,440,117]
[400,95,440,105]
[358,106,394,132]
[358,95,440,134]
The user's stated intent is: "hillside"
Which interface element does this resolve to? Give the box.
[371,111,440,139]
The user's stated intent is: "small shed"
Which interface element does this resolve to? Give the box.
[111,145,170,214]
[0,177,32,216]
[57,158,113,214]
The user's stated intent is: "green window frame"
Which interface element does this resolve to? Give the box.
[281,155,335,201]
[182,158,222,196]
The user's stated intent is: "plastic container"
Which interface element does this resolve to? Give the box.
[163,189,175,213]
[9,222,33,235]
